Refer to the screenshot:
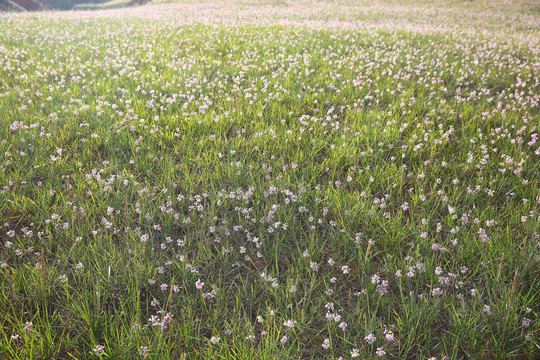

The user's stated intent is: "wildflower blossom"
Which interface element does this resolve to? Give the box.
[322,338,331,349]
[138,346,149,358]
[365,333,377,344]
[23,322,33,332]
[93,345,105,357]
[283,320,296,328]
[195,279,204,289]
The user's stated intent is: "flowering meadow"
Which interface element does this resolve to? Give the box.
[1,0,539,358]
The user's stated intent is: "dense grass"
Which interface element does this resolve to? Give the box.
[0,1,539,359]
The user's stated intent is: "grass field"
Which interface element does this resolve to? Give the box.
[0,0,539,359]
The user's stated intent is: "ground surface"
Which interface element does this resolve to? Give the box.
[0,1,539,359]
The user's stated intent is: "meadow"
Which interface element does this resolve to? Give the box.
[0,0,539,358]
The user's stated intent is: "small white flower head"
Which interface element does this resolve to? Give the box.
[93,345,105,357]
[195,279,204,289]
[138,346,149,358]
[283,320,296,328]
[23,322,33,332]
[322,338,331,349]
[365,333,377,344]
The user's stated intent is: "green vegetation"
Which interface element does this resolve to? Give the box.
[73,0,131,10]
[0,1,539,359]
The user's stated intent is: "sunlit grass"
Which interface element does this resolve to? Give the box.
[0,1,539,359]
